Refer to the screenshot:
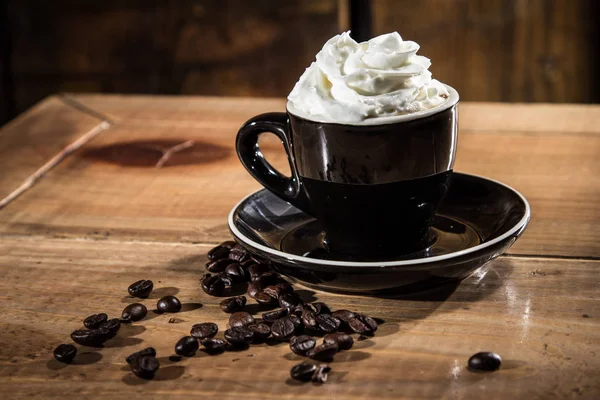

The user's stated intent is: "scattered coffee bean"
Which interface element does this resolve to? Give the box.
[307,342,338,362]
[201,338,229,354]
[253,272,281,287]
[83,313,108,329]
[312,364,331,383]
[248,264,271,281]
[53,344,77,363]
[156,295,182,313]
[468,352,502,371]
[128,279,154,298]
[122,303,148,322]
[220,296,246,313]
[262,308,289,323]
[323,332,354,350]
[70,328,111,347]
[288,314,303,331]
[98,318,121,339]
[224,327,254,346]
[271,317,299,340]
[168,317,185,324]
[126,347,156,364]
[301,309,318,330]
[247,282,261,298]
[200,273,225,296]
[190,322,218,340]
[253,290,278,306]
[289,335,316,356]
[264,282,293,298]
[219,240,238,249]
[290,363,317,382]
[218,272,234,287]
[307,302,330,315]
[224,263,247,283]
[279,293,302,309]
[131,355,159,380]
[348,314,378,335]
[206,258,236,273]
[229,311,255,328]
[331,309,355,324]
[175,336,199,357]
[229,245,249,262]
[248,323,271,343]
[315,314,341,333]
[207,245,230,261]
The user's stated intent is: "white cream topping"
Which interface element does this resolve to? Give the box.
[288,31,449,123]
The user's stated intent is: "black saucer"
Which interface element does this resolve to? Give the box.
[228,172,530,293]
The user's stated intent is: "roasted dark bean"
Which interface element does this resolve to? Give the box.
[289,335,316,356]
[323,333,354,350]
[239,259,258,270]
[301,309,318,330]
[253,290,278,306]
[468,352,502,371]
[313,364,331,383]
[206,258,236,273]
[98,318,121,339]
[315,314,341,333]
[217,272,234,287]
[348,314,378,335]
[331,309,355,323]
[307,342,338,361]
[53,344,77,363]
[248,264,271,281]
[207,245,230,261]
[126,347,156,364]
[229,245,249,262]
[70,328,111,347]
[200,273,225,296]
[229,311,255,328]
[175,336,199,357]
[156,295,182,313]
[261,308,289,323]
[83,313,108,329]
[224,327,254,346]
[247,282,261,298]
[289,314,303,331]
[219,240,238,249]
[271,317,298,340]
[290,363,317,382]
[131,355,159,380]
[220,296,246,313]
[253,272,281,287]
[122,303,148,322]
[279,293,303,310]
[224,263,247,283]
[263,285,283,299]
[201,338,229,354]
[307,302,330,315]
[190,322,218,340]
[128,279,154,298]
[248,323,271,343]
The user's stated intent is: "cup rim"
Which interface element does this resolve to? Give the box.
[286,84,459,126]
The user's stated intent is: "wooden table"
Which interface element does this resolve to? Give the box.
[1,95,599,399]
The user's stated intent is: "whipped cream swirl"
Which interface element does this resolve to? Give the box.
[288,31,449,123]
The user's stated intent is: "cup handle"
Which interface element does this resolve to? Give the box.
[236,112,313,215]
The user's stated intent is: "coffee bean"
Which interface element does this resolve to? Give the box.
[262,308,289,323]
[229,311,255,328]
[175,336,199,357]
[126,347,156,364]
[53,344,77,363]
[128,279,154,298]
[323,332,354,350]
[288,314,303,331]
[253,290,278,306]
[156,295,182,313]
[348,314,378,335]
[290,363,317,382]
[239,259,258,271]
[247,323,271,343]
[219,240,238,249]
[315,314,341,333]
[279,293,303,310]
[263,285,283,299]
[207,245,230,261]
[312,364,331,383]
[83,313,108,329]
[217,272,234,287]
[331,309,355,324]
[306,302,330,315]
[307,342,338,362]
[122,303,148,322]
[70,328,111,347]
[220,296,246,313]
[206,258,236,273]
[201,338,229,354]
[131,355,159,380]
[229,245,249,262]
[468,352,502,371]
[301,309,318,330]
[248,264,271,281]
[224,327,254,346]
[200,273,225,296]
[265,282,293,298]
[289,335,316,356]
[224,263,247,283]
[190,322,218,340]
[253,272,281,287]
[271,317,298,341]
[247,282,261,298]
[98,318,121,339]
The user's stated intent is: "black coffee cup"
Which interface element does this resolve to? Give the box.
[236,85,459,257]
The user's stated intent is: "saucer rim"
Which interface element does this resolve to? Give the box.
[228,172,531,267]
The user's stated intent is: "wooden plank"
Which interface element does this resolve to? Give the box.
[0,236,598,399]
[0,97,598,258]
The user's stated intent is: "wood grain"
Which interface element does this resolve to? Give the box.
[0,236,598,399]
[0,96,598,258]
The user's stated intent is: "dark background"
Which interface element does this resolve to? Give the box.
[1,0,599,125]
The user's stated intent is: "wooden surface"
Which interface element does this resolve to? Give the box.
[0,96,599,399]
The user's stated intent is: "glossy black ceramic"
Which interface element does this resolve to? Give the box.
[236,95,458,256]
[228,173,530,294]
